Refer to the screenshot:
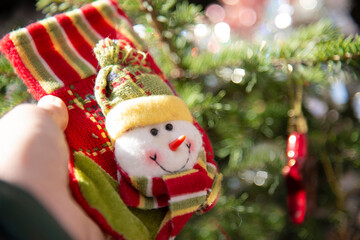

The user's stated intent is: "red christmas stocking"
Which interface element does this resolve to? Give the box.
[0,1,221,239]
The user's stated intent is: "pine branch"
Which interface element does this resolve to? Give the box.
[137,0,186,75]
[0,56,32,116]
[36,0,92,15]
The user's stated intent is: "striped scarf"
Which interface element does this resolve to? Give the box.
[118,150,222,240]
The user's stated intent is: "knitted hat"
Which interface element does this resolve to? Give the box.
[94,38,193,140]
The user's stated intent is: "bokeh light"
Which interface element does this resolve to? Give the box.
[214,22,231,43]
[299,0,318,10]
[238,8,257,27]
[206,4,225,23]
[274,13,292,29]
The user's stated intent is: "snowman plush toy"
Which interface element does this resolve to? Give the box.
[94,38,221,239]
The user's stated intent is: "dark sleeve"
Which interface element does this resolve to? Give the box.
[0,179,72,240]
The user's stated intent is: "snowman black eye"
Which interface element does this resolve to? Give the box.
[165,123,173,131]
[150,128,158,136]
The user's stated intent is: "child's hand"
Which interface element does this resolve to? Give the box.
[0,95,105,240]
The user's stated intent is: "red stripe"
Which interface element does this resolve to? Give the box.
[55,14,98,68]
[155,219,172,240]
[194,121,216,166]
[201,189,220,213]
[109,0,133,24]
[165,171,212,196]
[0,34,47,99]
[81,2,140,50]
[152,177,167,196]
[171,212,194,237]
[119,176,141,207]
[157,195,169,208]
[144,54,162,75]
[81,4,117,39]
[27,23,82,85]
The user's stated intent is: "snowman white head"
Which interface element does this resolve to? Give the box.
[94,38,203,178]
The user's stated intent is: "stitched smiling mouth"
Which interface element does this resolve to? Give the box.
[149,143,192,174]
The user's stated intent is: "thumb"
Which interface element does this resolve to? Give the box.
[37,95,69,131]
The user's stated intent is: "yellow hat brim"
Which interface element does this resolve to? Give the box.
[106,95,193,140]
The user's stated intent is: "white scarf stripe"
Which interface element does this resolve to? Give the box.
[146,176,153,196]
[169,190,208,203]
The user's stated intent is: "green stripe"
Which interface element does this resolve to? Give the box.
[143,196,156,209]
[73,152,151,240]
[169,195,207,212]
[44,19,96,78]
[135,177,149,195]
[11,29,62,92]
[207,164,216,176]
[66,10,100,46]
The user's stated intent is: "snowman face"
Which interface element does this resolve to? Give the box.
[114,120,203,177]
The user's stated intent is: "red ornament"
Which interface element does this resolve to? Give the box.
[283,132,307,224]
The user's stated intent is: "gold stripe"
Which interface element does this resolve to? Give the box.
[197,156,207,170]
[158,211,171,229]
[171,205,199,218]
[206,173,222,206]
[163,169,198,180]
[10,30,62,93]
[138,195,146,208]
[130,177,146,208]
[92,1,118,30]
[73,98,85,110]
[40,19,89,79]
[66,9,99,47]
[130,176,138,189]
[207,171,215,179]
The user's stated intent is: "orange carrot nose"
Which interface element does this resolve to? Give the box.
[169,135,186,151]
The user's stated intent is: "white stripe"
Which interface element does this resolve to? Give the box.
[146,176,153,196]
[169,190,208,203]
[206,162,217,170]
[74,9,103,40]
[153,197,158,208]
[52,17,97,74]
[117,170,121,182]
[22,28,64,87]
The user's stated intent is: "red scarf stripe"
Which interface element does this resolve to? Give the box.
[156,218,172,240]
[81,4,118,39]
[157,195,170,208]
[164,172,212,197]
[108,0,132,23]
[152,177,168,196]
[0,35,47,99]
[169,212,194,237]
[54,14,98,68]
[119,176,140,207]
[26,23,82,85]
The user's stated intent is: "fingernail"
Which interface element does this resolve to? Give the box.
[38,95,62,108]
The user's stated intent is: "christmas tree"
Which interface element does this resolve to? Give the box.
[1,0,360,239]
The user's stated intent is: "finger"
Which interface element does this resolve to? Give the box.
[37,95,69,131]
